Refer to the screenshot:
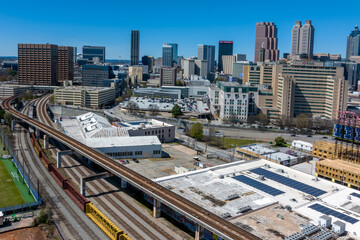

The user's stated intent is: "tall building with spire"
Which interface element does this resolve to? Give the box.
[299,20,315,58]
[346,25,360,60]
[254,22,279,63]
[290,21,302,58]
[131,30,140,66]
[290,20,315,59]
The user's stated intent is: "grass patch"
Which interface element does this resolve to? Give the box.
[222,138,262,149]
[0,159,35,208]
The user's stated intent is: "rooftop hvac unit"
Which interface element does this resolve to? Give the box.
[225,194,239,201]
[220,212,231,219]
[237,206,251,214]
[258,175,265,180]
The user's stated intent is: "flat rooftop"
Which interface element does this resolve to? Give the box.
[116,119,173,129]
[155,159,360,238]
[58,112,161,148]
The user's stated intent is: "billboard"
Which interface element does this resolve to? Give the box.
[333,124,343,138]
[344,126,354,140]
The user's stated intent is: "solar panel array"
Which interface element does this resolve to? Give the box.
[233,175,285,196]
[350,192,360,199]
[309,203,358,224]
[250,168,327,197]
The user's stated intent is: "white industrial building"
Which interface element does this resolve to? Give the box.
[58,112,162,159]
[291,140,313,152]
[113,119,175,143]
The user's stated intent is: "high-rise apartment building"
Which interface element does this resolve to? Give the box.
[208,81,252,121]
[58,46,74,83]
[198,44,215,73]
[218,41,233,72]
[162,44,173,67]
[82,46,105,63]
[254,22,279,63]
[346,26,360,60]
[131,30,140,66]
[18,43,74,86]
[168,43,178,64]
[160,67,176,86]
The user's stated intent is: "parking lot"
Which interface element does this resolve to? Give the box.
[121,143,227,179]
[120,97,210,114]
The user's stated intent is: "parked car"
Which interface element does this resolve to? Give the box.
[193,156,200,161]
[133,158,139,163]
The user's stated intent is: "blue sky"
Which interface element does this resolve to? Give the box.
[1,0,359,61]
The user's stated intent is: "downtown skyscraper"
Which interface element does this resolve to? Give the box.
[290,20,315,59]
[218,41,233,72]
[198,44,215,73]
[254,22,279,63]
[131,30,140,66]
[162,43,173,67]
[346,25,360,60]
[168,43,178,64]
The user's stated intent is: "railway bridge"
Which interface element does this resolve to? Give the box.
[2,96,259,240]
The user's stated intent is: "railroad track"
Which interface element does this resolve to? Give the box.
[14,123,106,239]
[37,96,178,240]
[4,96,260,240]
[35,97,175,239]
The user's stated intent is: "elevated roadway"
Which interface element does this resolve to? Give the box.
[3,96,259,240]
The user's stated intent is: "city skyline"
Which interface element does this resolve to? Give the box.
[1,1,360,60]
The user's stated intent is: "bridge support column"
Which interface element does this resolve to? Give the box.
[80,172,112,196]
[195,224,204,240]
[11,120,16,132]
[121,178,127,189]
[57,150,74,168]
[153,199,161,218]
[57,153,62,168]
[43,135,49,150]
[35,128,40,139]
[80,177,85,196]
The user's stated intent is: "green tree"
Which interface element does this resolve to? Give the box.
[4,112,14,126]
[127,101,139,114]
[48,95,55,104]
[296,114,310,130]
[274,136,287,147]
[190,122,203,140]
[22,90,34,101]
[257,113,269,127]
[170,104,183,118]
[176,80,183,86]
[149,104,160,116]
[0,107,5,119]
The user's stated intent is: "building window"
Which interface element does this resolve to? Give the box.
[153,150,161,155]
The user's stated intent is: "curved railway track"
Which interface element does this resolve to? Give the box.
[15,103,106,240]
[3,96,260,240]
[35,97,175,240]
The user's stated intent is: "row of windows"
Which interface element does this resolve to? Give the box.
[108,151,135,157]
